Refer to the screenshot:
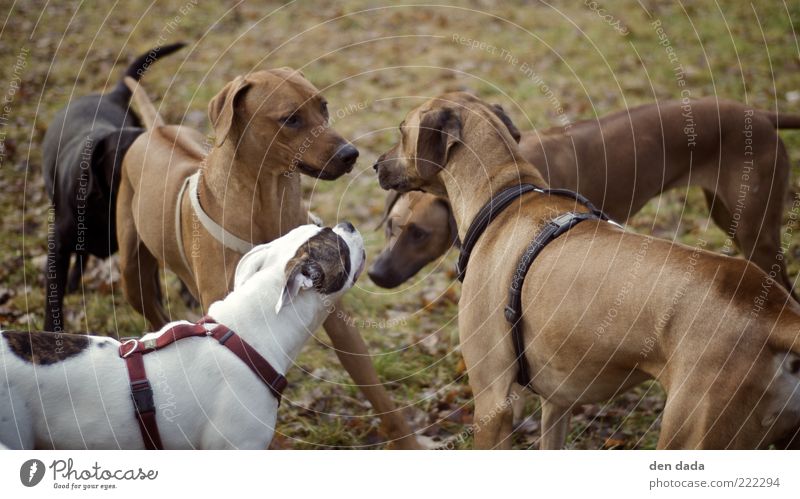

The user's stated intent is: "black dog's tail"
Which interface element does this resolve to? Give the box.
[109,42,186,102]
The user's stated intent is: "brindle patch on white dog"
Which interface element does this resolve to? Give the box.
[1,330,90,365]
[284,228,351,294]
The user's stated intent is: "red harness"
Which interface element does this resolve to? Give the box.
[118,316,288,450]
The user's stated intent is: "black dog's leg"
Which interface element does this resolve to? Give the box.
[179,282,199,309]
[65,252,87,294]
[43,235,71,333]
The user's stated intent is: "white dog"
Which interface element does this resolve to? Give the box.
[0,223,365,449]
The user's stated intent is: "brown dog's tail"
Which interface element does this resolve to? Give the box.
[761,111,800,129]
[124,76,164,129]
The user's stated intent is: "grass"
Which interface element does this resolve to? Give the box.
[1,0,799,449]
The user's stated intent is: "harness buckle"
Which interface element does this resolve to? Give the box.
[551,212,578,229]
[121,339,139,358]
[130,380,155,414]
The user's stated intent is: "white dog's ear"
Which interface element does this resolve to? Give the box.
[234,244,272,289]
[275,260,323,314]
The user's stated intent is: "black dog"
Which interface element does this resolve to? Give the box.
[41,42,185,332]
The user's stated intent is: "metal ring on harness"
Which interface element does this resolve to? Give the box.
[120,338,139,358]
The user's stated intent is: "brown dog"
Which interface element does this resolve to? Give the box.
[371,98,800,298]
[375,91,800,449]
[117,69,418,448]
[368,191,457,288]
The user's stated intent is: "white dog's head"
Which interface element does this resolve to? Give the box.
[233,223,365,315]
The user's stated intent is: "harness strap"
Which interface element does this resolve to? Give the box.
[119,316,288,450]
[456,183,609,282]
[504,212,599,387]
[456,184,538,281]
[197,317,289,400]
[455,182,620,390]
[122,352,163,450]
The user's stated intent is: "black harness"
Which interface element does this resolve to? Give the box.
[456,183,615,389]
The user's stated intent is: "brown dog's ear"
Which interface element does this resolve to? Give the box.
[278,66,305,78]
[415,107,462,178]
[375,190,402,230]
[208,76,251,147]
[435,197,459,247]
[491,104,521,143]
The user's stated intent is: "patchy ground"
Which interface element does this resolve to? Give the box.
[1,1,799,449]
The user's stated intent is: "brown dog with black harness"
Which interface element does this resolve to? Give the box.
[370,98,800,297]
[375,91,800,449]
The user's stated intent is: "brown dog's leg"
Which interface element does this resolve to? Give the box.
[510,385,527,426]
[472,381,515,449]
[704,182,796,300]
[539,400,570,449]
[459,321,516,448]
[322,312,420,449]
[657,390,717,449]
[740,198,796,300]
[118,235,169,329]
[703,189,734,240]
[117,179,169,329]
[706,136,797,300]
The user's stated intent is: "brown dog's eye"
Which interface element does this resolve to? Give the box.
[407,224,429,242]
[321,101,329,119]
[280,114,302,128]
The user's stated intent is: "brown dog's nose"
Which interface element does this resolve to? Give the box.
[335,144,359,167]
[368,258,403,289]
[373,153,385,172]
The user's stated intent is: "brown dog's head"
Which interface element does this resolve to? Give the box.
[209,67,358,180]
[373,92,521,196]
[368,191,457,288]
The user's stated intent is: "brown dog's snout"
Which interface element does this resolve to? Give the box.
[334,143,359,168]
[372,153,386,172]
[368,255,403,288]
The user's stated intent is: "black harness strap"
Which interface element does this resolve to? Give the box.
[456,183,616,390]
[504,212,600,386]
[456,184,539,281]
[456,184,608,282]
